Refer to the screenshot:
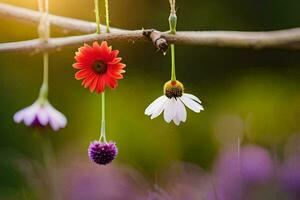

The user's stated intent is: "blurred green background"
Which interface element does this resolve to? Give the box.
[0,0,300,198]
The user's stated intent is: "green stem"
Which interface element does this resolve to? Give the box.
[43,52,49,87]
[104,0,110,33]
[99,0,110,143]
[99,92,107,142]
[38,52,49,101]
[170,44,176,81]
[37,0,49,102]
[168,2,177,82]
[94,0,101,34]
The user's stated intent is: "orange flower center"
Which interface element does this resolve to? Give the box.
[92,60,107,74]
[164,80,184,98]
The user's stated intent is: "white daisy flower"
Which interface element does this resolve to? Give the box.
[14,100,67,131]
[145,80,204,125]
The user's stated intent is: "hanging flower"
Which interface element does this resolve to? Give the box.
[145,80,204,125]
[13,100,67,131]
[73,41,126,93]
[88,141,118,165]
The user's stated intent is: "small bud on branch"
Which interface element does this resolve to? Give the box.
[168,0,177,34]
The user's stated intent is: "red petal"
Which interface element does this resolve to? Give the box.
[109,63,126,71]
[106,50,119,62]
[75,44,96,65]
[91,41,107,62]
[75,54,94,66]
[100,41,109,50]
[96,77,105,93]
[107,69,123,79]
[83,75,96,88]
[105,76,117,89]
[75,69,92,80]
[89,76,99,92]
[92,41,100,49]
[100,41,112,61]
[108,57,122,65]
[77,44,93,58]
[73,62,85,69]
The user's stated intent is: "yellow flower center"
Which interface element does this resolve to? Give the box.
[164,80,184,98]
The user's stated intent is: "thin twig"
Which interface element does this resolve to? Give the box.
[0,2,125,33]
[1,2,300,52]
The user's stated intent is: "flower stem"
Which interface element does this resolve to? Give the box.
[38,0,49,101]
[104,0,110,33]
[43,52,49,87]
[169,0,177,82]
[38,53,49,101]
[100,91,107,142]
[99,0,110,143]
[94,0,101,34]
[170,44,176,81]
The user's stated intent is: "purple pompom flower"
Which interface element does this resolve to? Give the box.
[88,141,118,165]
[13,100,67,131]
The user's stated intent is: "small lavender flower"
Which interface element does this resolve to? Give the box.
[13,100,67,131]
[88,141,118,165]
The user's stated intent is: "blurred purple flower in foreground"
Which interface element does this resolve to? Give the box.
[59,160,212,200]
[16,143,300,200]
[14,100,67,131]
[241,145,273,183]
[162,163,212,200]
[279,155,300,199]
[208,145,274,200]
[59,160,147,200]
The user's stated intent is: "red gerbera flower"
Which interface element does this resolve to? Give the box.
[73,41,126,93]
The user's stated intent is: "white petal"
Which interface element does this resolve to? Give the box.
[52,109,67,127]
[23,104,39,126]
[183,93,202,103]
[37,107,48,126]
[46,102,67,130]
[145,96,166,116]
[49,118,60,131]
[180,96,204,113]
[176,100,187,122]
[13,108,27,123]
[163,98,177,123]
[173,115,181,126]
[150,97,168,119]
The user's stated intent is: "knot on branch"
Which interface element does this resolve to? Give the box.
[143,29,168,54]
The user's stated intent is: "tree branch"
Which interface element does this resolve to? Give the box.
[1,2,300,53]
[0,2,125,33]
[0,32,145,53]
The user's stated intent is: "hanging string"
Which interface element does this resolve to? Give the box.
[105,0,110,33]
[94,0,101,34]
